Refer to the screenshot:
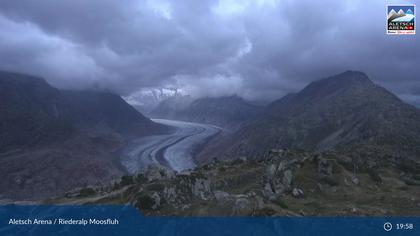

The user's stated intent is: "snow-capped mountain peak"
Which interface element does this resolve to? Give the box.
[406,9,414,15]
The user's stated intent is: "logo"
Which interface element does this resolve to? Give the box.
[387,4,415,34]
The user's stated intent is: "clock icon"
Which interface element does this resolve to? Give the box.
[384,222,393,232]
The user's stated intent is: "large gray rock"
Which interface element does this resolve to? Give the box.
[292,188,304,198]
[263,182,276,199]
[150,192,161,209]
[192,178,212,200]
[263,179,287,200]
[266,164,277,177]
[263,160,295,200]
[255,196,265,210]
[232,194,265,215]
[145,164,175,181]
[273,180,287,194]
[317,157,333,176]
[232,197,252,215]
[351,175,360,185]
[163,186,177,203]
[282,170,293,187]
[214,190,230,201]
[277,160,287,172]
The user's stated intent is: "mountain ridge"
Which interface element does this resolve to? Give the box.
[152,95,263,130]
[0,70,169,200]
[198,71,420,163]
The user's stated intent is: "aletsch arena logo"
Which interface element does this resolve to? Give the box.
[387,4,416,34]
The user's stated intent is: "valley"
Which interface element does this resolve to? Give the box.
[2,70,420,217]
[121,119,222,173]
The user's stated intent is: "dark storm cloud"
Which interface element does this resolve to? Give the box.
[0,0,419,103]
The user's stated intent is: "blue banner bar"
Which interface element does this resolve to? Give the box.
[0,205,419,236]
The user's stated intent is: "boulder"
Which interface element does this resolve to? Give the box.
[282,170,293,187]
[269,149,285,156]
[255,196,265,210]
[246,191,257,197]
[266,164,277,177]
[263,179,287,199]
[233,197,252,215]
[214,190,230,201]
[317,157,333,176]
[192,178,212,200]
[351,175,360,185]
[263,182,276,199]
[239,156,248,162]
[163,186,177,203]
[150,192,161,209]
[145,164,175,181]
[277,160,287,172]
[292,188,304,198]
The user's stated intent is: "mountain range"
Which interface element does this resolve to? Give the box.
[198,71,420,163]
[57,70,420,216]
[0,71,169,200]
[151,95,263,130]
[4,70,420,216]
[2,69,420,212]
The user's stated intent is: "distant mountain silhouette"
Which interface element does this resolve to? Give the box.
[199,71,420,162]
[0,71,72,151]
[0,71,169,200]
[62,90,166,137]
[0,71,167,152]
[151,95,194,120]
[152,95,263,130]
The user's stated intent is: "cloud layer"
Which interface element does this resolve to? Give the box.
[0,0,419,103]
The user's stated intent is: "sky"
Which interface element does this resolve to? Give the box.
[0,0,419,105]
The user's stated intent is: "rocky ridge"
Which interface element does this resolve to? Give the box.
[48,149,420,216]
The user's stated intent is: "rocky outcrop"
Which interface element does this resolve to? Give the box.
[262,149,302,199]
[192,178,212,200]
[317,155,334,176]
[213,190,230,201]
[144,164,175,181]
[52,148,420,217]
[292,188,304,198]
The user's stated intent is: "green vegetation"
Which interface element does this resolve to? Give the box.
[146,183,165,192]
[51,149,420,217]
[135,174,147,183]
[136,194,155,210]
[78,188,96,197]
[120,175,134,186]
[272,198,289,209]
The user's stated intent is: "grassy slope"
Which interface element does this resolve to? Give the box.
[47,149,420,216]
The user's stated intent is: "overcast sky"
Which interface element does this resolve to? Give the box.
[0,0,419,104]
